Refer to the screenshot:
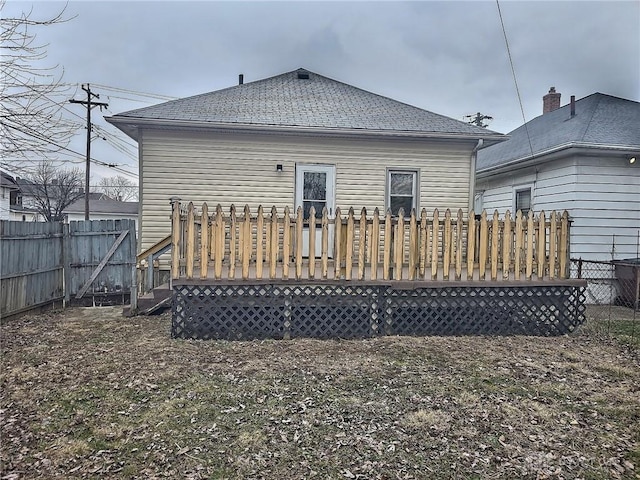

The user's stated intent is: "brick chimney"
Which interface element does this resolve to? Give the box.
[543,87,561,114]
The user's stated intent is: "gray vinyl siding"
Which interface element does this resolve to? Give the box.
[572,157,640,260]
[476,154,640,261]
[140,129,475,252]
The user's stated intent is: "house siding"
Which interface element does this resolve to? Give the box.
[140,129,475,252]
[477,155,640,261]
[0,187,10,220]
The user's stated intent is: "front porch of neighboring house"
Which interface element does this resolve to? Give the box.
[147,199,585,339]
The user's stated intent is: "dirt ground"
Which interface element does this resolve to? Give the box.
[1,306,639,479]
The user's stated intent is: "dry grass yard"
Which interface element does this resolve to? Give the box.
[1,306,639,479]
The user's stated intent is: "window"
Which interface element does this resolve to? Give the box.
[514,187,532,215]
[388,170,417,216]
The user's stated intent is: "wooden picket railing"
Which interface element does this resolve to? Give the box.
[170,201,571,282]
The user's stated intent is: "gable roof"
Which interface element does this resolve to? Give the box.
[107,68,505,143]
[477,93,640,174]
[1,171,18,191]
[64,198,139,216]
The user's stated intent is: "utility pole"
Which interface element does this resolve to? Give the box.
[465,112,493,128]
[70,84,108,220]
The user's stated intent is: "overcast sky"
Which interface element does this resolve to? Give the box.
[3,0,639,184]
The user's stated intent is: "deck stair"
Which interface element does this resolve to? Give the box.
[123,234,173,316]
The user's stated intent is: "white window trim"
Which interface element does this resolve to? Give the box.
[512,183,534,215]
[386,169,419,216]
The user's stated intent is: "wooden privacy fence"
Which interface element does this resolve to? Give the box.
[1,219,137,317]
[171,201,571,282]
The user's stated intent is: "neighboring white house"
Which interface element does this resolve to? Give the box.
[476,90,640,262]
[0,172,17,220]
[64,197,139,232]
[0,172,41,221]
[106,68,506,253]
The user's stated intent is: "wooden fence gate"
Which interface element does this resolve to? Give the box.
[1,219,137,317]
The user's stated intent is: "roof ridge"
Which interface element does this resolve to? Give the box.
[577,93,603,142]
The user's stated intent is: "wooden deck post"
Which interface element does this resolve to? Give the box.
[383,210,392,280]
[394,209,405,281]
[526,210,534,280]
[466,211,476,280]
[321,207,329,279]
[345,207,355,281]
[308,206,316,279]
[257,205,265,280]
[479,210,487,280]
[214,205,224,280]
[358,208,367,281]
[283,206,291,279]
[200,203,209,279]
[185,202,195,279]
[455,209,463,281]
[270,206,278,280]
[408,209,417,281]
[502,210,512,280]
[242,205,251,280]
[443,209,451,280]
[334,207,342,279]
[431,209,439,280]
[549,211,557,279]
[228,205,237,280]
[559,211,569,279]
[537,210,546,279]
[491,210,499,281]
[295,206,303,280]
[170,197,181,280]
[371,208,380,280]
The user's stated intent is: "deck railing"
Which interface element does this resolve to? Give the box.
[170,200,570,282]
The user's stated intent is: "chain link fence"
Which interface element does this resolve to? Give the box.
[571,258,639,347]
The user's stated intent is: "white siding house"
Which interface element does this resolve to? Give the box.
[64,197,139,232]
[107,68,505,253]
[476,92,640,262]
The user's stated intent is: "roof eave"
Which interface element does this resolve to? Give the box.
[105,116,508,144]
[476,142,640,178]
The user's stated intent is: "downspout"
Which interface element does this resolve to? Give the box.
[469,139,484,212]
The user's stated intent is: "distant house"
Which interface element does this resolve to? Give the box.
[0,172,41,221]
[64,197,139,231]
[106,68,505,253]
[0,172,18,220]
[476,89,640,262]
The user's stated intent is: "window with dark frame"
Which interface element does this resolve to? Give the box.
[388,170,417,216]
[515,188,532,215]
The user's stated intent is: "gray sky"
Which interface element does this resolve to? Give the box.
[3,0,639,184]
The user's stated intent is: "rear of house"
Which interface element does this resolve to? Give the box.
[107,68,505,254]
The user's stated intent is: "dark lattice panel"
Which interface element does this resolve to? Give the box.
[172,283,586,340]
[283,285,383,339]
[385,286,585,337]
[173,285,284,340]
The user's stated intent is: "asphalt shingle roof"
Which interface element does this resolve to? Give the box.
[110,68,500,137]
[477,93,640,172]
[65,198,139,215]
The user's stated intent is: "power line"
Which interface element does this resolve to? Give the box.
[496,0,534,157]
[3,122,138,178]
[88,83,178,101]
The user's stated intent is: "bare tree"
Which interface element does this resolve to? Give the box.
[96,175,138,202]
[0,1,78,161]
[26,161,84,221]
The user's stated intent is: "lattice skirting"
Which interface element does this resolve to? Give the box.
[172,283,586,340]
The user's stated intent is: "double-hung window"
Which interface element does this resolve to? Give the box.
[514,186,532,215]
[387,170,417,216]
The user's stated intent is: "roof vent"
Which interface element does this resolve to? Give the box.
[297,71,310,80]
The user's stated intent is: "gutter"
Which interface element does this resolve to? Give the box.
[476,142,640,178]
[469,139,483,212]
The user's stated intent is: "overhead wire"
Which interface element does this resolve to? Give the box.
[496,0,535,157]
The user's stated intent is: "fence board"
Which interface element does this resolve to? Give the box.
[168,203,573,285]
